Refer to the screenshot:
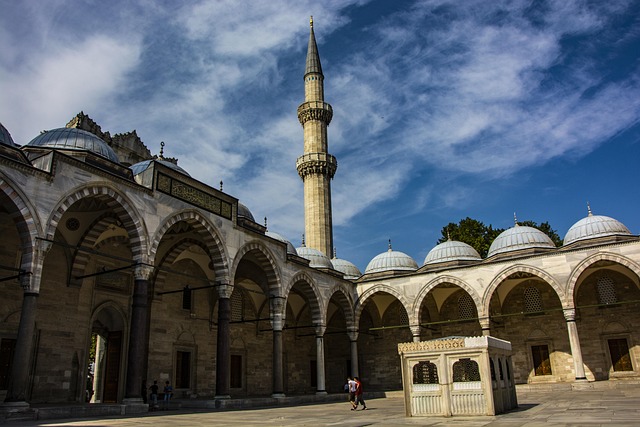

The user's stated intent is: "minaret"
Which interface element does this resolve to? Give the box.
[297,16,337,258]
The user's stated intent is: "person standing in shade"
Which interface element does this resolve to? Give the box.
[149,380,159,410]
[346,376,357,410]
[354,376,367,410]
[162,380,173,410]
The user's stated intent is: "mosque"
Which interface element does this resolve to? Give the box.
[0,18,638,409]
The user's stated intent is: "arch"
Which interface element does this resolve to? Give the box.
[355,284,413,328]
[153,239,213,294]
[285,271,324,326]
[231,241,282,297]
[152,210,229,284]
[327,283,356,328]
[483,264,565,316]
[0,174,43,281]
[413,275,482,325]
[45,184,149,263]
[567,252,640,306]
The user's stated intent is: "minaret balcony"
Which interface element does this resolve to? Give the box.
[296,152,337,179]
[297,101,333,125]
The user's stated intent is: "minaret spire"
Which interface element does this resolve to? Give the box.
[297,18,336,258]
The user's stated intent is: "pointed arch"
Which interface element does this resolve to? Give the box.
[151,209,229,284]
[231,241,282,296]
[355,284,413,327]
[327,283,356,328]
[286,271,324,326]
[153,239,213,294]
[414,276,482,323]
[483,264,565,316]
[567,252,640,306]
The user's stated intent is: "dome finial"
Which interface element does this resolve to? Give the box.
[333,247,337,259]
[264,216,268,229]
[159,141,165,159]
[219,180,223,191]
[587,201,593,216]
[447,229,451,241]
[301,234,306,247]
[310,15,313,28]
[388,238,392,252]
[514,212,519,226]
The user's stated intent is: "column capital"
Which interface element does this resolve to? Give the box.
[409,325,421,338]
[347,328,359,342]
[315,324,326,337]
[133,264,154,281]
[563,308,577,322]
[216,282,233,299]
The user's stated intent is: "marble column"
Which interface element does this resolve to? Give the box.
[410,325,421,342]
[215,282,232,399]
[124,264,153,401]
[315,325,327,395]
[347,329,359,378]
[564,309,587,380]
[479,318,491,336]
[270,296,286,398]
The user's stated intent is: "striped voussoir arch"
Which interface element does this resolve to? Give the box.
[414,275,482,322]
[287,271,324,326]
[152,238,213,295]
[326,283,356,328]
[232,242,281,296]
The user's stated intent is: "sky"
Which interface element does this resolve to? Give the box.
[1,0,639,272]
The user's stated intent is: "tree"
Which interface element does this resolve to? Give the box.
[438,218,562,258]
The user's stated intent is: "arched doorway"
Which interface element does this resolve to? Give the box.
[88,305,125,403]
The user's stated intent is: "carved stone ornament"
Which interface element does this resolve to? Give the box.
[398,338,466,355]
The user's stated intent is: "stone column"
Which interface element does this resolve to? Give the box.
[270,296,286,398]
[315,325,327,395]
[124,264,153,402]
[215,282,233,399]
[91,335,106,403]
[479,318,491,336]
[347,329,359,377]
[4,239,50,406]
[410,325,421,342]
[564,309,587,380]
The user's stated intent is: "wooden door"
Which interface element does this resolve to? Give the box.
[103,331,122,403]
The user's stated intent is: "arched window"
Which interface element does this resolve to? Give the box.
[458,294,475,320]
[453,358,480,382]
[524,286,543,313]
[413,361,438,384]
[597,276,617,305]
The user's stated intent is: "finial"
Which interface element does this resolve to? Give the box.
[219,180,223,191]
[301,234,306,247]
[310,16,313,28]
[333,247,337,259]
[587,201,593,216]
[388,239,392,251]
[447,229,451,241]
[159,141,165,159]
[264,217,268,229]
[514,212,518,226]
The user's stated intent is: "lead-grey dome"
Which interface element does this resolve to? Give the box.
[564,210,631,245]
[331,255,362,280]
[487,225,555,258]
[130,159,190,176]
[296,245,333,269]
[25,128,119,163]
[365,242,418,274]
[237,202,255,222]
[424,240,481,265]
[266,231,298,256]
[0,122,17,147]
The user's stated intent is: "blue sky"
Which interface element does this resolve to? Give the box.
[1,0,639,272]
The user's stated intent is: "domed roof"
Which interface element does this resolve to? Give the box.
[25,128,119,163]
[130,159,190,176]
[365,241,418,274]
[237,202,255,222]
[331,250,362,279]
[0,122,17,147]
[424,240,481,265]
[564,208,631,245]
[487,224,555,258]
[296,245,333,269]
[266,231,298,256]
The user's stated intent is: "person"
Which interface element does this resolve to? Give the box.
[149,380,159,410]
[346,376,357,410]
[354,376,367,410]
[162,380,173,410]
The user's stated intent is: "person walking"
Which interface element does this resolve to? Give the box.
[346,376,358,410]
[148,380,159,410]
[354,376,367,410]
[162,380,173,410]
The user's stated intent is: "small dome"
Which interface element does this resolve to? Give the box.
[0,122,17,147]
[266,231,298,256]
[365,242,418,274]
[564,209,631,245]
[25,128,119,163]
[296,245,333,269]
[424,240,481,265]
[331,254,362,280]
[130,159,190,177]
[237,202,255,222]
[487,225,555,258]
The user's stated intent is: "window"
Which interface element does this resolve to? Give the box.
[230,355,242,388]
[597,276,617,305]
[176,351,191,388]
[531,344,552,376]
[182,286,192,310]
[458,294,475,320]
[608,338,633,372]
[453,358,480,382]
[524,286,543,313]
[413,361,438,384]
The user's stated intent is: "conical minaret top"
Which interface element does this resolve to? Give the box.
[296,17,337,258]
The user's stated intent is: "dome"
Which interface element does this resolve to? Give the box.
[365,242,418,274]
[25,128,119,163]
[564,210,631,245]
[424,240,481,265]
[331,254,362,280]
[0,122,17,147]
[487,225,555,258]
[296,245,333,269]
[266,231,298,256]
[237,202,255,222]
[130,159,190,177]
